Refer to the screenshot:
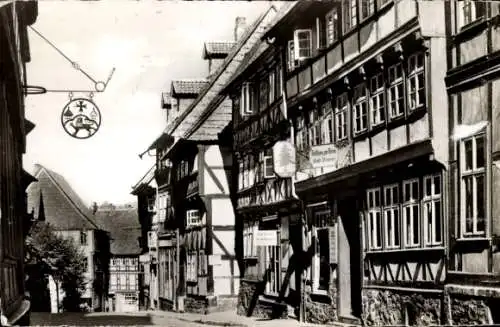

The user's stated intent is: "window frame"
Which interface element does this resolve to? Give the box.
[387,62,405,119]
[403,178,421,248]
[326,6,339,46]
[383,184,401,249]
[407,52,426,111]
[359,0,375,22]
[186,209,201,227]
[423,174,443,246]
[343,0,358,34]
[370,73,386,127]
[335,93,348,141]
[460,131,488,238]
[353,83,369,134]
[241,83,252,116]
[80,231,88,246]
[367,188,383,250]
[293,29,313,61]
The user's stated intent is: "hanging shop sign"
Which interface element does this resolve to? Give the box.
[61,97,101,139]
[272,141,296,178]
[309,144,352,170]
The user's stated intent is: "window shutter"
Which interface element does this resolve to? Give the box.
[329,224,337,264]
[316,17,326,49]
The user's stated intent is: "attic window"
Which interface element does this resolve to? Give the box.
[293,29,312,61]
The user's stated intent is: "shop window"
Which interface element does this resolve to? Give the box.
[343,0,358,33]
[370,73,385,126]
[335,93,348,141]
[388,63,404,119]
[423,174,443,246]
[326,6,339,45]
[407,53,426,111]
[384,184,400,249]
[367,188,383,250]
[461,133,486,237]
[403,179,420,247]
[353,83,368,134]
[311,208,331,293]
[360,0,375,21]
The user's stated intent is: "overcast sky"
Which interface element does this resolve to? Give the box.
[25,0,278,206]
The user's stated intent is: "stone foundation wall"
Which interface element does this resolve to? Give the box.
[445,285,500,325]
[207,296,238,313]
[237,280,287,319]
[362,289,442,326]
[159,297,175,312]
[304,283,338,324]
[185,296,208,314]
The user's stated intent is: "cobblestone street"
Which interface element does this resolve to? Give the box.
[30,311,326,327]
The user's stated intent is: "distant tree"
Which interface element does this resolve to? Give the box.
[25,222,87,312]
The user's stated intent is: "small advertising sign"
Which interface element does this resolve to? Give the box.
[309,144,352,169]
[255,230,278,246]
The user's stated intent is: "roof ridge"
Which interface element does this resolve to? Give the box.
[35,165,99,230]
[165,5,275,136]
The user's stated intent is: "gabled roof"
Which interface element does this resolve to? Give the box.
[94,209,141,255]
[171,79,208,97]
[162,92,172,109]
[189,98,232,141]
[203,41,236,59]
[131,164,156,195]
[186,4,295,141]
[27,164,100,231]
[164,5,279,140]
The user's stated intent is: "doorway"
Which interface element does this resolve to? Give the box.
[337,196,362,323]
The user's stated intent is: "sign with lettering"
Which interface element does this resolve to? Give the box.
[273,141,296,178]
[309,144,352,169]
[255,230,278,246]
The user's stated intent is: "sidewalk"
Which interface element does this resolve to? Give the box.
[149,310,332,327]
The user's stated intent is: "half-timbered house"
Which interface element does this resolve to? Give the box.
[155,8,281,314]
[262,0,451,325]
[0,0,39,324]
[444,1,500,325]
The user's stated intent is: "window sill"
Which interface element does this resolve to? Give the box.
[365,246,445,254]
[455,236,489,242]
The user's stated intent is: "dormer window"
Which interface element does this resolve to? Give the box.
[294,29,313,61]
[241,83,252,116]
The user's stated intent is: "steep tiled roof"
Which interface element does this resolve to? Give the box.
[94,209,141,255]
[189,99,232,141]
[171,80,208,96]
[203,42,236,59]
[131,164,156,195]
[27,164,100,231]
[164,5,279,141]
[186,4,296,140]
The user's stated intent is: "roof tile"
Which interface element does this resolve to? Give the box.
[203,42,236,58]
[94,209,141,255]
[171,80,208,96]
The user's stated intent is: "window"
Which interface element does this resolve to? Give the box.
[244,223,257,257]
[293,29,313,61]
[309,109,322,146]
[321,102,334,144]
[383,184,400,249]
[423,174,442,245]
[326,7,339,45]
[388,63,404,118]
[262,150,274,178]
[360,0,375,21]
[147,197,155,212]
[335,93,348,141]
[367,188,382,250]
[287,40,295,71]
[268,71,276,104]
[80,231,87,245]
[461,133,486,236]
[187,253,197,282]
[343,0,358,33]
[186,210,201,227]
[353,83,368,133]
[462,0,486,26]
[241,83,252,115]
[259,78,269,111]
[370,73,385,126]
[296,115,308,151]
[110,274,117,288]
[407,53,425,111]
[403,179,420,247]
[316,17,326,49]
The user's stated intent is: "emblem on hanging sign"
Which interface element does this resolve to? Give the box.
[61,98,101,139]
[272,141,296,178]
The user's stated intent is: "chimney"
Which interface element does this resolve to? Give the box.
[234,17,247,42]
